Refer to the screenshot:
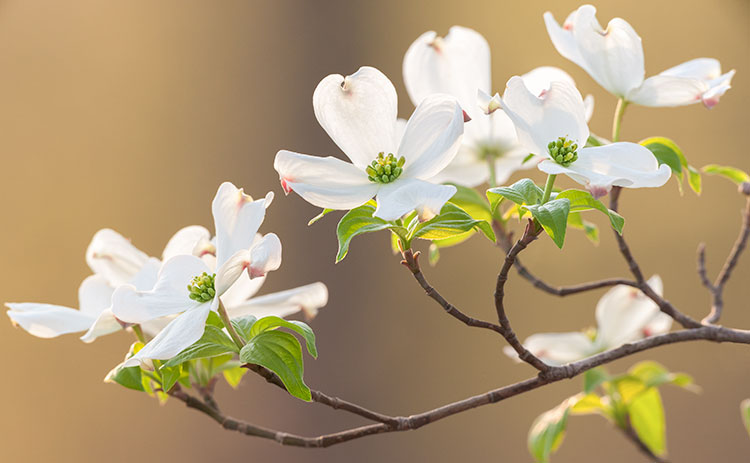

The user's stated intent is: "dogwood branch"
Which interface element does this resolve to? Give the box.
[493,219,639,296]
[700,194,750,324]
[609,187,702,329]
[171,324,750,448]
[494,220,552,372]
[400,248,506,336]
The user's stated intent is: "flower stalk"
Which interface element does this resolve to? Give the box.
[612,98,628,142]
[218,299,245,349]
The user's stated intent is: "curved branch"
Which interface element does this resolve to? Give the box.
[400,248,505,335]
[494,219,551,372]
[701,195,750,324]
[492,219,637,296]
[173,325,750,447]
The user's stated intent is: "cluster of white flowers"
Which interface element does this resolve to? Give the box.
[5,4,735,377]
[7,183,328,366]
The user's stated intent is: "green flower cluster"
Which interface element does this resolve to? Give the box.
[366,152,405,184]
[187,272,216,302]
[548,137,579,167]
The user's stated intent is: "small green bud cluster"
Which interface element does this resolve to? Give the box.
[366,152,405,184]
[187,272,216,302]
[547,137,579,167]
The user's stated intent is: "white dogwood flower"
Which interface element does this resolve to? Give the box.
[506,276,671,365]
[500,76,671,195]
[274,66,464,221]
[6,229,162,342]
[403,26,594,187]
[112,182,281,366]
[545,5,735,108]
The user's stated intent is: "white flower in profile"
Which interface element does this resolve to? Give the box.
[545,5,735,108]
[499,76,671,196]
[5,229,163,342]
[274,66,464,221]
[403,26,594,187]
[505,276,672,365]
[112,182,327,367]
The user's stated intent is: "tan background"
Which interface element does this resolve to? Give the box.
[1,0,748,461]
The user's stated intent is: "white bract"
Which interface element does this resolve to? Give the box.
[112,182,283,366]
[274,66,464,221]
[545,4,735,108]
[6,229,164,342]
[500,76,671,195]
[403,26,595,188]
[505,276,672,365]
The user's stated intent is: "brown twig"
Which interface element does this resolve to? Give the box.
[492,219,638,296]
[700,196,750,324]
[494,219,551,372]
[400,249,505,336]
[172,325,750,448]
[609,187,702,329]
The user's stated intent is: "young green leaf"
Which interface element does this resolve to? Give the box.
[105,364,145,392]
[522,198,570,249]
[308,208,335,226]
[249,316,318,358]
[487,178,544,211]
[586,134,609,147]
[741,399,750,438]
[336,203,406,262]
[628,361,697,391]
[230,315,258,341]
[556,189,624,234]
[159,364,182,393]
[409,203,494,243]
[702,164,750,185]
[239,330,311,401]
[447,184,492,221]
[628,387,667,457]
[640,137,701,195]
[223,365,248,388]
[528,400,571,463]
[569,393,612,419]
[163,325,239,367]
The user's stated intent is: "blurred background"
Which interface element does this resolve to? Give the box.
[1,0,748,461]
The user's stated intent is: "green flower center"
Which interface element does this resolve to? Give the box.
[478,145,503,162]
[366,152,405,184]
[547,137,578,167]
[187,272,216,302]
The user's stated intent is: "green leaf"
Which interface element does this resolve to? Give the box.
[105,364,144,392]
[409,203,494,243]
[528,401,571,463]
[163,326,239,367]
[230,315,258,341]
[556,189,624,234]
[687,165,702,194]
[336,203,405,262]
[447,184,492,221]
[570,393,612,419]
[703,164,750,185]
[640,137,701,195]
[223,366,248,388]
[522,153,536,164]
[487,178,544,211]
[308,208,335,226]
[741,399,750,438]
[583,368,609,394]
[249,316,318,358]
[628,361,697,391]
[159,364,182,393]
[205,310,225,328]
[629,387,666,456]
[522,198,570,249]
[239,331,311,401]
